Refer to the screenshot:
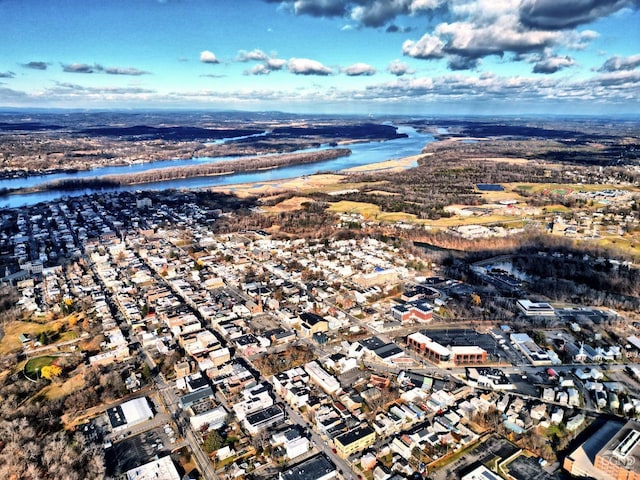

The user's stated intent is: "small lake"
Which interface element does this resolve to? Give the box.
[1,125,434,208]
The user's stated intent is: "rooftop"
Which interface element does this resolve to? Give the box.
[280,454,336,480]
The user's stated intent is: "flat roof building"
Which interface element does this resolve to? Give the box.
[595,420,640,479]
[517,299,555,317]
[334,425,376,458]
[279,454,337,480]
[126,455,180,480]
[107,397,154,432]
[407,332,487,365]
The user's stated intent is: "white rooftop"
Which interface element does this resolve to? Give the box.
[126,455,180,480]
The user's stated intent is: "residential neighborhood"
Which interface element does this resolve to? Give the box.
[1,188,640,480]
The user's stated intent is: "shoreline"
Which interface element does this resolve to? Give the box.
[208,153,425,197]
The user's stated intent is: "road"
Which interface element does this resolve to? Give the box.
[272,387,358,480]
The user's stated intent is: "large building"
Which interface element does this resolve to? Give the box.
[406,332,487,365]
[391,301,433,323]
[595,421,640,480]
[510,333,552,366]
[126,455,180,480]
[516,299,555,317]
[107,397,154,432]
[280,454,337,480]
[564,420,640,480]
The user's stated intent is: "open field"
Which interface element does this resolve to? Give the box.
[39,372,86,401]
[263,196,312,213]
[328,200,419,223]
[0,320,64,355]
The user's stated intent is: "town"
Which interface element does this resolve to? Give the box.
[1,188,640,480]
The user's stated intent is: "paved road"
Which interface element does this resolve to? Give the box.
[273,388,358,480]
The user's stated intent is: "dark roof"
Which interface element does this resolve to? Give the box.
[178,386,214,408]
[335,425,375,447]
[300,312,327,326]
[374,343,403,359]
[107,405,127,429]
[359,336,386,351]
[245,404,284,426]
[188,376,209,391]
[236,334,259,346]
[281,454,336,480]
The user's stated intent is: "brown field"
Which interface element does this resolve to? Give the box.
[0,319,65,355]
[39,372,86,400]
[263,196,312,212]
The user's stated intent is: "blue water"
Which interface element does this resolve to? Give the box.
[1,125,434,208]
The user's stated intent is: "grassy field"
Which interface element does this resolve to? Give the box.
[24,355,57,376]
[0,320,62,355]
[328,200,382,217]
[0,313,82,355]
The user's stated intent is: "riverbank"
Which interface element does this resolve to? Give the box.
[208,153,426,198]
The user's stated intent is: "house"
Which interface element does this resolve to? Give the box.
[18,333,34,349]
[243,404,285,435]
[334,425,376,458]
[300,312,329,337]
[271,427,310,460]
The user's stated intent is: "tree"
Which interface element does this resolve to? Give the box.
[41,364,62,380]
[203,430,223,453]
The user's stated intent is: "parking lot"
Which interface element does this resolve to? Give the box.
[105,425,177,476]
[429,435,520,480]
[504,454,556,480]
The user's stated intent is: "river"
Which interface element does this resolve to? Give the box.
[0,125,434,209]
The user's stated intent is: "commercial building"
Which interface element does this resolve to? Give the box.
[517,299,555,317]
[280,454,337,480]
[594,420,640,479]
[563,420,638,480]
[126,455,180,480]
[107,397,154,432]
[407,332,487,365]
[391,301,433,323]
[510,333,552,366]
[305,361,341,395]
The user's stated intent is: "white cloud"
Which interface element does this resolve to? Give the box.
[267,58,287,70]
[402,33,445,59]
[287,57,333,75]
[387,59,414,76]
[343,62,376,76]
[237,49,269,62]
[200,50,220,64]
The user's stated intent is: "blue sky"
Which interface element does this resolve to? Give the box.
[1,0,639,114]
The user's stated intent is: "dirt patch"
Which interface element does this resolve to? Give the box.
[263,196,312,213]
